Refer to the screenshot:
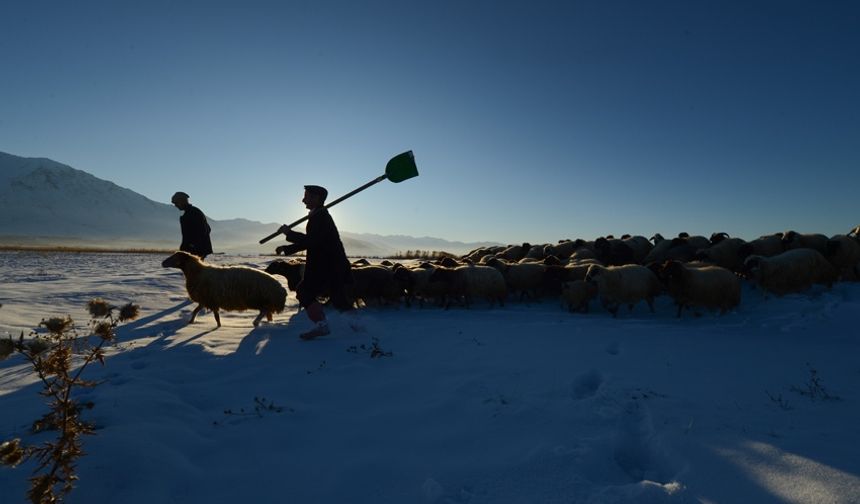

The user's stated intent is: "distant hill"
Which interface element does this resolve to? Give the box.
[0,151,499,256]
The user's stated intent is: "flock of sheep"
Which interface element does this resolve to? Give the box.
[161,226,860,327]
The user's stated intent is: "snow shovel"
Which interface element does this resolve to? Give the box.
[259,150,419,244]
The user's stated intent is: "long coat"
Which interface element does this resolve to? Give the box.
[283,208,352,306]
[179,205,213,258]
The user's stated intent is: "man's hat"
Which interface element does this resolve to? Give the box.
[304,185,328,201]
[171,191,190,202]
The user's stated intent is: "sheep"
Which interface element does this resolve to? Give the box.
[524,244,548,260]
[694,237,748,272]
[435,256,461,268]
[584,264,661,317]
[565,259,603,282]
[825,234,860,279]
[348,265,403,307]
[542,255,563,266]
[560,280,596,313]
[594,237,635,266]
[541,265,570,296]
[428,265,507,309]
[658,260,741,317]
[677,232,711,250]
[553,240,580,259]
[393,264,447,307]
[463,245,505,263]
[782,231,829,255]
[265,259,305,292]
[497,243,531,262]
[709,232,731,244]
[737,233,785,261]
[742,248,838,297]
[538,259,600,296]
[162,251,287,327]
[643,235,701,264]
[487,258,546,301]
[569,246,598,261]
[621,235,653,264]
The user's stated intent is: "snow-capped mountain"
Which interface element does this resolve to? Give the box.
[0,151,498,256]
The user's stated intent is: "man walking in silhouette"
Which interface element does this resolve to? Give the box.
[171,191,213,259]
[278,185,352,340]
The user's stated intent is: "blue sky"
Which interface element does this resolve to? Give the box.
[2,0,858,244]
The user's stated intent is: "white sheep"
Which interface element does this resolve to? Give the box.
[428,264,507,309]
[502,261,547,301]
[162,251,287,327]
[585,264,661,317]
[658,260,741,317]
[743,248,838,297]
[694,237,748,272]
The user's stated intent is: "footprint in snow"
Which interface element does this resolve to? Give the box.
[606,341,621,355]
[572,370,603,400]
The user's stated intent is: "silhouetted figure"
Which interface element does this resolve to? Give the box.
[278,185,352,340]
[171,191,213,259]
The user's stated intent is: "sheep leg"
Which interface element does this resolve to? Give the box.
[253,311,265,327]
[189,304,204,324]
[213,309,221,328]
[266,312,273,322]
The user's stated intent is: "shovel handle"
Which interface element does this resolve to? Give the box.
[259,174,388,244]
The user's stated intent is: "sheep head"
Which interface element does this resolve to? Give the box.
[162,251,201,270]
[710,232,730,244]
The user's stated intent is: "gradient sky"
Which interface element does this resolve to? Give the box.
[2,0,858,244]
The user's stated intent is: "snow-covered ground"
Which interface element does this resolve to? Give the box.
[1,251,859,503]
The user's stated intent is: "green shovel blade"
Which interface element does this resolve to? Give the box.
[385,150,419,183]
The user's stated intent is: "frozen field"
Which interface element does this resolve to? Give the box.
[1,250,859,503]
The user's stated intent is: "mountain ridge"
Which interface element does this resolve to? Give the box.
[0,151,500,256]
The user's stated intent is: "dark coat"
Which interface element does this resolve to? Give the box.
[179,205,213,258]
[284,208,352,307]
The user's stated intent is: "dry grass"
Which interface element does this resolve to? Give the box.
[0,245,173,254]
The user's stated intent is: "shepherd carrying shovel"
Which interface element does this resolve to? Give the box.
[261,151,418,340]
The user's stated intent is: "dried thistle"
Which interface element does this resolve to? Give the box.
[117,303,140,322]
[3,298,138,504]
[40,316,73,335]
[92,322,113,341]
[0,439,25,467]
[86,299,113,318]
